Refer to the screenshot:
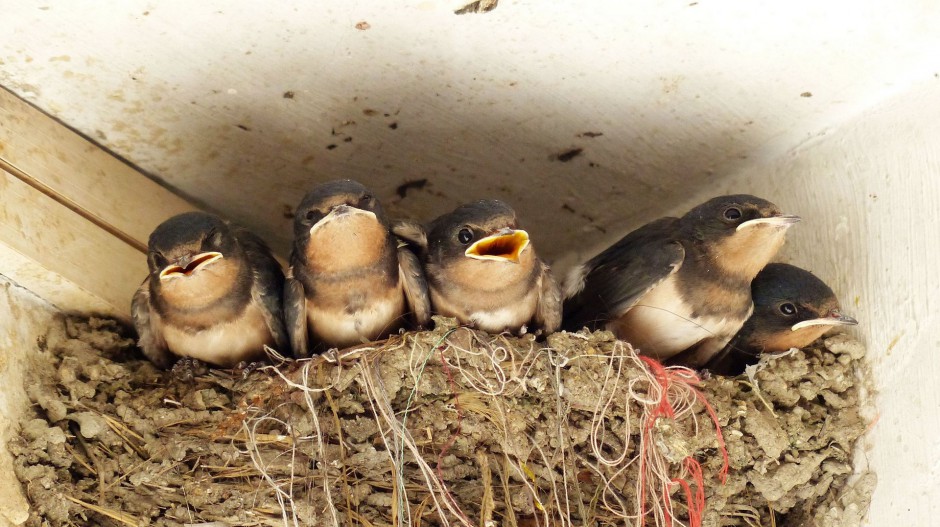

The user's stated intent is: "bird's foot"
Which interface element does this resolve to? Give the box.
[234,360,269,379]
[171,357,209,382]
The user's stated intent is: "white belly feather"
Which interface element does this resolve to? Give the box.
[469,301,535,333]
[162,304,273,367]
[306,294,404,348]
[609,276,745,360]
[432,286,539,334]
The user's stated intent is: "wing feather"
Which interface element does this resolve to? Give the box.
[398,246,432,327]
[534,262,562,333]
[562,217,685,331]
[131,280,174,369]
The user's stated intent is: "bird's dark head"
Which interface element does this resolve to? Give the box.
[293,179,386,238]
[682,194,800,279]
[427,199,531,266]
[147,212,239,281]
[292,179,390,269]
[741,263,858,353]
[738,263,858,353]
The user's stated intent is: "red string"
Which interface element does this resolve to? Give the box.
[671,458,705,527]
[635,356,729,527]
[692,389,729,484]
[640,356,677,419]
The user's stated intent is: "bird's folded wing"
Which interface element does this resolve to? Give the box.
[535,262,563,333]
[562,217,684,331]
[390,219,428,252]
[398,246,432,327]
[131,280,173,369]
[237,226,291,354]
[283,278,309,358]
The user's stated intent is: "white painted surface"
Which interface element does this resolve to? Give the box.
[699,80,940,522]
[2,0,940,524]
[3,0,939,260]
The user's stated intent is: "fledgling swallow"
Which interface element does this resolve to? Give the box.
[131,212,289,369]
[562,195,800,368]
[705,263,858,375]
[407,199,561,335]
[284,180,431,356]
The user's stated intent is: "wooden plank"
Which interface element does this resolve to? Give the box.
[0,167,145,320]
[0,87,196,252]
[0,88,199,320]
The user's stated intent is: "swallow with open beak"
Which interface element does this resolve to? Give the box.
[705,262,858,375]
[284,180,431,356]
[562,194,800,368]
[131,211,289,369]
[409,199,561,334]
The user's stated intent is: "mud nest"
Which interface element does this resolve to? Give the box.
[12,316,874,527]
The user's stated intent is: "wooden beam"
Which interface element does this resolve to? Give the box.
[0,87,198,319]
[0,87,196,251]
[0,168,143,319]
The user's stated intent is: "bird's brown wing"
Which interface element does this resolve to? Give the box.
[398,245,432,328]
[131,279,173,369]
[562,217,684,332]
[237,227,291,355]
[390,219,428,252]
[283,276,309,358]
[534,262,563,334]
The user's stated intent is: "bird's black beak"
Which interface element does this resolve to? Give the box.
[737,214,801,231]
[465,228,530,263]
[791,308,859,331]
[159,252,224,280]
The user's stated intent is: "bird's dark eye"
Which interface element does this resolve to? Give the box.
[457,228,473,244]
[205,229,223,247]
[359,194,374,208]
[779,302,797,316]
[150,252,168,269]
[305,210,317,221]
[723,207,742,221]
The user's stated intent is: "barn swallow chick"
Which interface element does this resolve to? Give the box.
[706,263,858,375]
[563,195,799,368]
[418,199,561,334]
[284,180,431,356]
[131,212,289,369]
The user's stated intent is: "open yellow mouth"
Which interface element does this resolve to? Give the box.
[465,230,530,262]
[159,252,223,279]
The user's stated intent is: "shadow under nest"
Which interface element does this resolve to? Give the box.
[13,316,874,527]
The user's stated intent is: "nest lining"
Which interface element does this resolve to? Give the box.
[12,317,874,527]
